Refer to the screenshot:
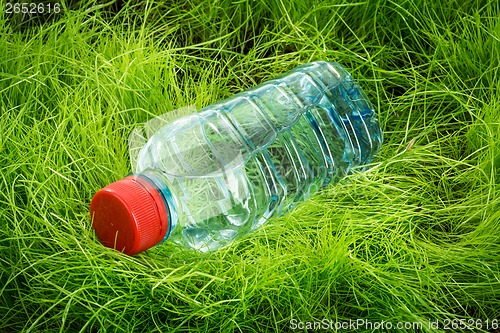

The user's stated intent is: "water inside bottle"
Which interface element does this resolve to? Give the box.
[132,62,382,252]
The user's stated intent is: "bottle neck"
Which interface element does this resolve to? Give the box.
[134,172,178,243]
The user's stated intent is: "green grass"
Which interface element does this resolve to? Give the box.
[1,0,499,331]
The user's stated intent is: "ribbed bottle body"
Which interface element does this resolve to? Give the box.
[136,61,382,251]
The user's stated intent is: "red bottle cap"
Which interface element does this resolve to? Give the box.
[90,175,169,255]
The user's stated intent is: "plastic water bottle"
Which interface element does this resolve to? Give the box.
[90,61,383,255]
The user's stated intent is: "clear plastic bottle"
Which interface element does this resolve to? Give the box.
[90,61,383,255]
